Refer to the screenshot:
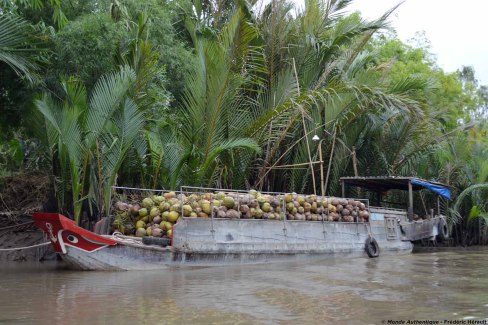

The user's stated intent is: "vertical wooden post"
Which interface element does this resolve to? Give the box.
[341,180,345,198]
[352,146,358,177]
[437,196,440,216]
[408,180,413,221]
[318,141,325,197]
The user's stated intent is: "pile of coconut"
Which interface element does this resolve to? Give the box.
[111,190,369,238]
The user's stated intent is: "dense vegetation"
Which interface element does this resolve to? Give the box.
[1,0,488,245]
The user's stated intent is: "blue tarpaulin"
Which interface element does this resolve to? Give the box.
[411,178,451,200]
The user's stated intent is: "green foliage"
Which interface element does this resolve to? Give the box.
[51,14,127,90]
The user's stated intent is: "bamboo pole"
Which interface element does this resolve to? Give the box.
[292,57,316,195]
[324,127,337,195]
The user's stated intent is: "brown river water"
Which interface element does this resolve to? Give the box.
[1,249,488,325]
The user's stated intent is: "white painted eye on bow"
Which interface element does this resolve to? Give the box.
[67,235,79,243]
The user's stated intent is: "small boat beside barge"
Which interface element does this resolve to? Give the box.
[32,177,451,271]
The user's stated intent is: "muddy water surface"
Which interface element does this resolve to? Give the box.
[1,249,488,324]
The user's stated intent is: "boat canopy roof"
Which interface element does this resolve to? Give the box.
[339,176,451,200]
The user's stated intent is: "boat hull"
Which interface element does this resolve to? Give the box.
[33,212,419,270]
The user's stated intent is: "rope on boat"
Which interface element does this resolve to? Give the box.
[110,231,144,246]
[0,221,34,231]
[0,241,51,251]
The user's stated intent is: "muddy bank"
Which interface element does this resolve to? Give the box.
[0,215,55,262]
[0,173,56,262]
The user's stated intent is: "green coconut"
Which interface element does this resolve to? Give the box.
[201,202,212,215]
[222,197,235,209]
[182,205,192,217]
[136,220,145,229]
[285,193,293,203]
[150,207,160,218]
[146,227,153,236]
[135,228,146,237]
[139,208,148,217]
[142,198,154,209]
[167,211,179,223]
[262,202,271,212]
[159,202,170,212]
[152,195,164,204]
[215,192,226,200]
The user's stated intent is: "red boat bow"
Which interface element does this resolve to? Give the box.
[32,213,117,254]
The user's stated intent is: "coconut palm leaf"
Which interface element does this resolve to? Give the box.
[0,14,41,83]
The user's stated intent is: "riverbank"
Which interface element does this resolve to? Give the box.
[0,215,55,262]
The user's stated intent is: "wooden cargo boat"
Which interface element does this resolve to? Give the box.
[32,177,450,271]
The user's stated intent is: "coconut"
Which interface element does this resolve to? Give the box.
[197,212,209,218]
[170,204,181,213]
[163,191,176,199]
[255,208,264,219]
[218,206,228,212]
[303,202,311,212]
[201,202,212,215]
[215,192,226,200]
[152,228,163,237]
[286,202,294,212]
[297,196,305,206]
[239,205,250,214]
[140,216,149,223]
[262,202,271,212]
[212,200,221,207]
[142,198,154,209]
[150,207,160,218]
[160,221,172,231]
[189,212,197,218]
[285,193,293,203]
[153,196,164,204]
[332,212,341,221]
[182,205,192,217]
[130,204,140,216]
[114,201,128,211]
[311,214,318,221]
[139,208,148,218]
[336,204,343,212]
[298,206,304,214]
[327,215,334,222]
[166,229,173,237]
[358,202,366,210]
[221,197,234,209]
[341,208,350,216]
[226,209,240,219]
[159,202,170,212]
[153,216,162,224]
[249,199,258,208]
[249,189,258,198]
[136,220,145,229]
[310,202,318,213]
[216,210,226,218]
[135,228,146,237]
[167,211,179,223]
[161,211,169,221]
[343,215,354,222]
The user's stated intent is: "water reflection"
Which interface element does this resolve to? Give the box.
[1,249,488,324]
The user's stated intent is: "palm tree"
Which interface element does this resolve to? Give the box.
[35,67,145,224]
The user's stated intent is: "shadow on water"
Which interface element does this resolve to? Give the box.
[1,249,488,324]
